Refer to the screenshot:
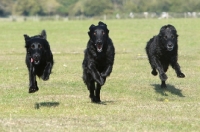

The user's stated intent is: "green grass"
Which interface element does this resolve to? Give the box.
[0,19,200,131]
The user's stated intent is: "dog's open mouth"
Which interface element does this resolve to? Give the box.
[95,44,103,52]
[167,46,173,51]
[31,58,40,64]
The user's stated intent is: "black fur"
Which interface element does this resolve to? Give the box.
[145,24,185,88]
[82,21,115,103]
[24,30,54,93]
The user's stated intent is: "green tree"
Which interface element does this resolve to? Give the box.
[68,0,86,16]
[57,0,78,15]
[84,0,113,16]
[13,0,42,16]
[2,0,200,17]
[0,0,14,16]
[41,0,60,15]
[13,0,60,16]
[122,0,137,13]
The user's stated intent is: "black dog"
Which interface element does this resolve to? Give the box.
[24,30,54,93]
[82,21,115,103]
[145,24,185,88]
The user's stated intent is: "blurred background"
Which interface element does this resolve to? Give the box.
[0,0,200,21]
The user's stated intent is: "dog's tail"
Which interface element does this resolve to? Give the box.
[41,30,47,39]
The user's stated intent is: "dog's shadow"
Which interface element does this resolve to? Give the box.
[35,102,60,109]
[152,84,185,97]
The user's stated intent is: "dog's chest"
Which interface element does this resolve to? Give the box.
[159,51,175,63]
[96,52,106,61]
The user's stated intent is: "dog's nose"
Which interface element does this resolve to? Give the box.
[34,54,40,59]
[168,43,173,47]
[97,40,102,44]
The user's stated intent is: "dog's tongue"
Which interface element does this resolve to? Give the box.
[31,58,34,63]
[95,44,103,52]
[97,45,102,49]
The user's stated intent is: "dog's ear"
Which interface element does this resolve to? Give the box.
[158,34,162,40]
[88,24,95,38]
[24,34,30,49]
[89,24,95,30]
[98,21,106,26]
[167,24,176,30]
[159,24,178,38]
[40,30,47,39]
[98,21,109,34]
[160,24,177,33]
[158,25,167,39]
[168,25,178,37]
[159,25,166,34]
[106,29,109,35]
[24,34,30,41]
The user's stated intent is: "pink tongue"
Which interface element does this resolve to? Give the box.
[98,45,102,49]
[31,58,34,63]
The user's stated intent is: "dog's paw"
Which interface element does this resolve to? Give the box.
[161,83,167,88]
[160,73,168,81]
[91,96,101,103]
[101,73,107,78]
[95,76,105,86]
[99,77,105,86]
[29,86,39,93]
[42,73,49,81]
[177,73,185,78]
[151,70,158,76]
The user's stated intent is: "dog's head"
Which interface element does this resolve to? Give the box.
[159,24,178,51]
[24,30,48,65]
[88,21,109,52]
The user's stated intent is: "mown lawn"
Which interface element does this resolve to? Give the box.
[0,19,200,132]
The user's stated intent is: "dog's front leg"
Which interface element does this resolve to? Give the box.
[29,64,38,93]
[152,57,168,81]
[101,65,112,78]
[170,58,185,78]
[152,57,168,88]
[88,62,104,85]
[42,62,52,81]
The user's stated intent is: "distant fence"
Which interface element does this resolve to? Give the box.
[0,12,200,22]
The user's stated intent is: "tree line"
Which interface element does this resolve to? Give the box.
[0,0,200,17]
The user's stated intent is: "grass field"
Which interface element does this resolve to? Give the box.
[0,19,200,132]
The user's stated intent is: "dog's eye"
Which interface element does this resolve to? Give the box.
[102,32,105,35]
[171,35,174,39]
[31,45,35,49]
[164,36,167,39]
[38,44,42,49]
